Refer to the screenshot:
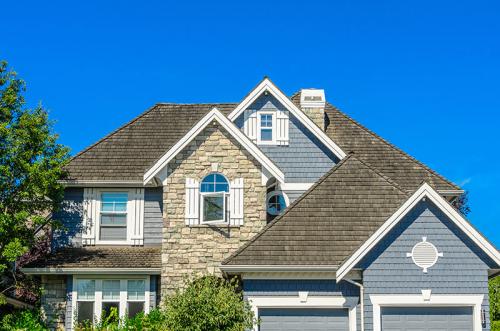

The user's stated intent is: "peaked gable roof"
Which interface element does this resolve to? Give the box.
[143,107,284,184]
[228,77,346,160]
[222,155,409,267]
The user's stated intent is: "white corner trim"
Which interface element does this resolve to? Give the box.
[336,182,500,281]
[228,78,346,160]
[247,295,356,331]
[280,183,314,191]
[143,107,284,185]
[370,294,484,331]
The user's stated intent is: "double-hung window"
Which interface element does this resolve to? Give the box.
[259,113,274,143]
[100,192,128,241]
[200,173,229,224]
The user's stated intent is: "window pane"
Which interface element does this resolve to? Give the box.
[102,280,121,300]
[102,302,120,324]
[77,301,94,324]
[261,128,273,141]
[127,280,145,300]
[101,214,127,225]
[77,280,95,300]
[203,195,224,222]
[100,226,127,241]
[127,302,144,318]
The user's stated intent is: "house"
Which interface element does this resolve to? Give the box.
[22,78,500,331]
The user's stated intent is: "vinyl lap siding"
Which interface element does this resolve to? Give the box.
[235,94,338,183]
[358,200,495,331]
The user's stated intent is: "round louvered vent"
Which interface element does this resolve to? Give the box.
[406,237,443,273]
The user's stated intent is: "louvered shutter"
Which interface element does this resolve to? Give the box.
[244,110,258,142]
[82,188,97,246]
[229,178,244,226]
[276,110,289,145]
[130,188,145,246]
[185,178,200,225]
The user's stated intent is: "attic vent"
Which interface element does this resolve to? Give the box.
[406,237,443,273]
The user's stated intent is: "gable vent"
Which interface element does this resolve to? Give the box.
[406,237,443,273]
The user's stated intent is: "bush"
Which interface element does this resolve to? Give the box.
[163,275,256,331]
[0,309,47,331]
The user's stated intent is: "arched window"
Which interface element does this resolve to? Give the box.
[267,191,288,216]
[200,173,229,223]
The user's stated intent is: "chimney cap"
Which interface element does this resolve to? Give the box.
[300,89,326,108]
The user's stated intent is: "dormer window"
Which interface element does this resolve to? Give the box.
[258,113,275,144]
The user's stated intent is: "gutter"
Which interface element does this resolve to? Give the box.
[21,267,161,275]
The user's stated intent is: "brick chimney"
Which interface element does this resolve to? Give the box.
[299,89,326,130]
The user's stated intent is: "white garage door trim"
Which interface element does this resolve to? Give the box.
[370,294,484,331]
[247,295,357,331]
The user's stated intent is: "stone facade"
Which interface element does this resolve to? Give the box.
[161,123,267,294]
[301,107,325,130]
[40,275,67,330]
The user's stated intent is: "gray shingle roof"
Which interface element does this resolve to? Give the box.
[222,155,409,266]
[23,247,161,269]
[65,98,460,193]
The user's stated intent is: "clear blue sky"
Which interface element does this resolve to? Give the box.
[3,1,499,245]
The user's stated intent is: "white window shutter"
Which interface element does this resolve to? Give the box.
[130,188,145,246]
[276,110,289,146]
[229,178,244,226]
[244,110,258,142]
[185,178,200,225]
[82,188,97,246]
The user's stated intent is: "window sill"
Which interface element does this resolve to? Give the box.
[189,223,241,228]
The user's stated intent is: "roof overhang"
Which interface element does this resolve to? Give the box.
[336,182,500,281]
[143,107,285,185]
[21,267,161,275]
[227,78,346,161]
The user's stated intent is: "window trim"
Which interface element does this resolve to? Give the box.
[257,111,276,145]
[72,276,150,330]
[94,189,134,245]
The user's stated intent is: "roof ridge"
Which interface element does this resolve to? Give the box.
[68,103,162,161]
[222,154,355,265]
[325,102,461,191]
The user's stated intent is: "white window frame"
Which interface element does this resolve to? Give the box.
[257,111,276,145]
[247,294,357,331]
[200,191,229,224]
[369,294,484,331]
[72,276,150,330]
[95,189,134,245]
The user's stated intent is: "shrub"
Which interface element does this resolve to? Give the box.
[163,275,255,331]
[0,309,47,331]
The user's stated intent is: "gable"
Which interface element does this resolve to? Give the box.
[143,108,284,185]
[235,93,340,183]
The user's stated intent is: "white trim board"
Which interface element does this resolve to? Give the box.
[336,182,500,281]
[370,294,484,331]
[143,107,284,185]
[247,295,356,331]
[227,78,346,160]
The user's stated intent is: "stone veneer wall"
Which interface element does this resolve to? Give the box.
[40,275,67,330]
[162,123,267,294]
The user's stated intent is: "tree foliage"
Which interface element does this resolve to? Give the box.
[163,275,256,331]
[0,60,69,302]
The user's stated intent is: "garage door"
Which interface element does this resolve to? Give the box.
[259,308,349,331]
[381,307,473,331]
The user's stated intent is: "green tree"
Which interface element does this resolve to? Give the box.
[0,60,69,303]
[164,275,256,331]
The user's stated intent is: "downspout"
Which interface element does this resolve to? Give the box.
[344,279,364,331]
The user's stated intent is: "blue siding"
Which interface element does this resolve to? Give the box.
[144,188,163,246]
[236,94,338,183]
[358,200,495,331]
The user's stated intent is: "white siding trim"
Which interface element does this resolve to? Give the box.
[336,182,500,281]
[247,295,355,331]
[143,107,284,184]
[370,294,484,331]
[227,78,346,160]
